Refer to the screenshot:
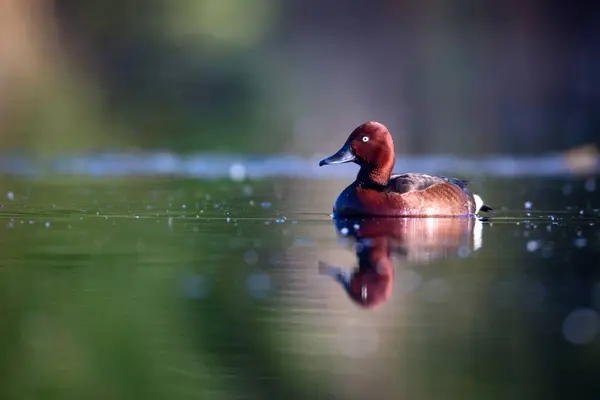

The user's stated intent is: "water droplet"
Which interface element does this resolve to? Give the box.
[244,250,259,265]
[584,178,596,192]
[44,222,51,228]
[340,227,350,236]
[261,201,272,209]
[524,201,533,209]
[526,240,540,252]
[275,218,286,224]
[458,246,471,258]
[242,185,253,196]
[574,238,587,248]
[229,163,247,181]
[7,192,14,201]
[226,217,231,223]
[562,308,599,345]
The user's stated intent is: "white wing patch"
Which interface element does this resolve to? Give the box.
[473,194,484,212]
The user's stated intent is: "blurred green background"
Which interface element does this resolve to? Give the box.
[1,0,284,154]
[2,0,599,156]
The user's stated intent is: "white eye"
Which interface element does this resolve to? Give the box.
[362,136,369,142]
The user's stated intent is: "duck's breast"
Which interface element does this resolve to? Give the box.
[333,184,411,216]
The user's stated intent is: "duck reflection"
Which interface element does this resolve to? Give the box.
[319,217,483,309]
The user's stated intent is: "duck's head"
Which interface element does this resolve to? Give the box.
[319,259,393,309]
[319,121,395,184]
[346,266,393,308]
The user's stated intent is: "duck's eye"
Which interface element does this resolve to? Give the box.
[362,136,369,142]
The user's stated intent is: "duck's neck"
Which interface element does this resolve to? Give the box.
[358,154,394,187]
[357,238,393,275]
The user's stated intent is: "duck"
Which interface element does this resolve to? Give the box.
[318,121,492,217]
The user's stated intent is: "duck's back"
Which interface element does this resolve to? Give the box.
[387,173,469,194]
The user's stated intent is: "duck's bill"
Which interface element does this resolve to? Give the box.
[318,261,351,289]
[318,143,355,166]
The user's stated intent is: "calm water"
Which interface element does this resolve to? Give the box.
[0,173,599,400]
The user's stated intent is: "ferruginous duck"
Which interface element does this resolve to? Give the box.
[318,121,492,217]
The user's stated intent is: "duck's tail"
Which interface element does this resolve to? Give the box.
[473,194,493,213]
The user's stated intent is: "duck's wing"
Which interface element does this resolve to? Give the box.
[388,173,493,212]
[387,173,469,194]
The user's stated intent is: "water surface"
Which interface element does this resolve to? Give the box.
[0,171,599,399]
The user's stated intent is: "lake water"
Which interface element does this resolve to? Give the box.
[0,154,599,399]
